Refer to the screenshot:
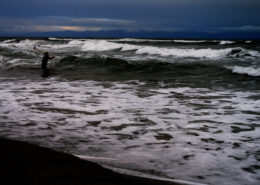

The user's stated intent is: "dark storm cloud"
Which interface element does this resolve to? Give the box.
[0,17,138,32]
[0,0,260,34]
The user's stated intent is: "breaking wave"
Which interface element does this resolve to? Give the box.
[0,39,39,51]
[219,40,235,45]
[50,55,260,79]
[1,53,259,78]
[173,40,208,43]
[0,38,259,79]
[1,39,259,60]
[136,46,229,58]
[226,66,260,76]
[80,40,260,59]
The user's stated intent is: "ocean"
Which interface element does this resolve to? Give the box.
[0,38,259,185]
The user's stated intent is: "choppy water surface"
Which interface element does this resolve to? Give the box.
[0,38,259,185]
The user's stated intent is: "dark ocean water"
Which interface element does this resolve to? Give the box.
[0,38,259,185]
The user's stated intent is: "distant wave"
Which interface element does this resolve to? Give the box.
[219,41,235,45]
[80,40,260,59]
[173,40,208,43]
[82,40,124,51]
[48,37,75,41]
[1,38,259,78]
[112,38,174,42]
[1,54,259,79]
[137,46,227,58]
[115,39,256,45]
[226,66,260,76]
[136,46,259,59]
[54,56,260,78]
[1,39,259,60]
[0,39,39,50]
[3,39,16,43]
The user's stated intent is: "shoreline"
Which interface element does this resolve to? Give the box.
[0,138,188,185]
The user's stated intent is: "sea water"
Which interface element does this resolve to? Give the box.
[0,38,259,185]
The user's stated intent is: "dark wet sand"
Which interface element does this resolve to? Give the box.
[0,138,181,185]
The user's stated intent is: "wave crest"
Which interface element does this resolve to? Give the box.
[226,66,260,76]
[80,40,260,59]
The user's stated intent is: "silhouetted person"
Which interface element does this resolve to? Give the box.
[34,46,55,77]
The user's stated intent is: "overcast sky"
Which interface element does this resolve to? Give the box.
[1,0,260,34]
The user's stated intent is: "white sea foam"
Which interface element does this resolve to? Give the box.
[82,40,123,51]
[3,39,16,43]
[1,38,84,54]
[0,78,259,185]
[114,38,174,42]
[136,46,234,59]
[173,40,207,43]
[67,40,85,46]
[247,50,260,57]
[2,39,258,61]
[0,39,39,51]
[81,40,141,51]
[54,40,85,49]
[15,39,39,48]
[49,37,60,41]
[0,58,38,69]
[219,40,235,45]
[226,66,260,76]
[39,40,85,51]
[49,37,75,41]
[6,58,22,64]
[80,40,260,59]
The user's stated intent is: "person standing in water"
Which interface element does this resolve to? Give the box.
[34,46,55,77]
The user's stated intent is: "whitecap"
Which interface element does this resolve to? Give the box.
[173,40,207,43]
[3,39,16,43]
[82,40,124,51]
[219,40,235,45]
[40,39,85,50]
[6,58,22,64]
[81,39,230,59]
[113,38,174,42]
[80,40,259,59]
[136,46,234,59]
[248,50,260,57]
[67,40,85,46]
[226,66,260,76]
[49,37,76,41]
[49,37,59,41]
[0,39,39,51]
[16,39,39,48]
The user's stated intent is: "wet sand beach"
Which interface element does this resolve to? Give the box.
[0,138,182,185]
